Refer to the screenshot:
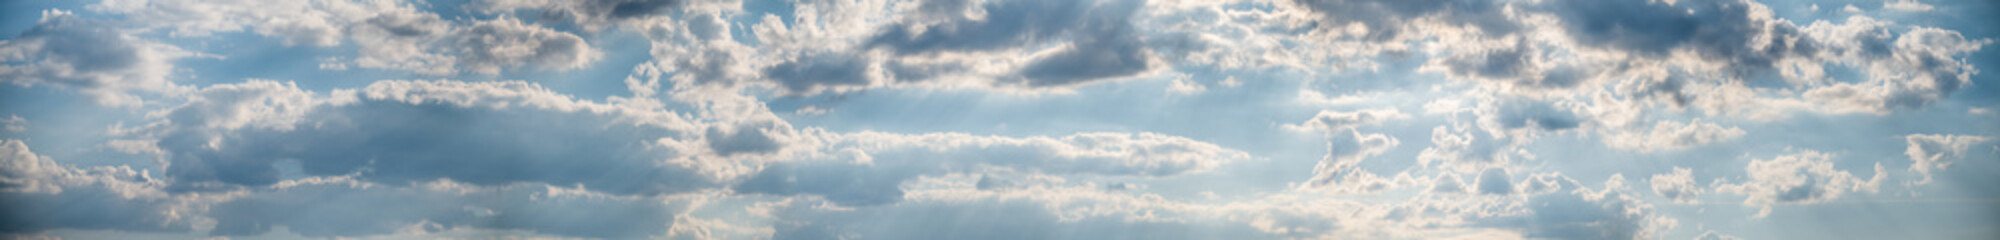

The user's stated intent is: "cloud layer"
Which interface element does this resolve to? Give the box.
[1,0,1997,239]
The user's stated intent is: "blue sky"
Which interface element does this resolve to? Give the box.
[1,0,1997,239]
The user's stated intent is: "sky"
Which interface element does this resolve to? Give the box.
[0,0,1997,239]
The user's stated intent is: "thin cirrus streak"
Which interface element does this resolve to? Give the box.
[0,0,1997,239]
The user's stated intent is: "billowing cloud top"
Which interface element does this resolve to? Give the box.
[2,0,1998,239]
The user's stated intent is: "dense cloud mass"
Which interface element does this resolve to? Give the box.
[1,0,1997,239]
[0,10,187,106]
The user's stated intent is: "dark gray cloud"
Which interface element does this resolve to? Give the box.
[762,52,876,95]
[1543,0,1817,72]
[1014,20,1153,87]
[841,0,1154,88]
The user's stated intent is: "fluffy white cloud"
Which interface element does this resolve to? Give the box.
[1904,134,1991,184]
[0,10,191,106]
[1714,150,1886,217]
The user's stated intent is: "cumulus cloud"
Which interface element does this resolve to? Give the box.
[1714,151,1886,217]
[1904,134,1991,184]
[0,10,190,106]
[1605,119,1747,153]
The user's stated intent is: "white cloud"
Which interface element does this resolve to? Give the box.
[1904,134,1991,184]
[1167,77,1207,95]
[1714,150,1886,217]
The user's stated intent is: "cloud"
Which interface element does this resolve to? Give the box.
[131,80,727,194]
[1519,176,1677,240]
[0,10,190,106]
[1604,119,1747,153]
[1797,17,1989,112]
[1285,108,1409,133]
[348,14,603,75]
[1904,134,1991,184]
[1714,150,1886,217]
[1299,130,1407,193]
[1540,0,1814,72]
[1166,77,1206,95]
[746,0,1159,93]
[1649,167,1703,203]
[0,116,21,132]
[91,0,603,75]
[477,0,741,31]
[0,139,192,234]
[762,51,881,95]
